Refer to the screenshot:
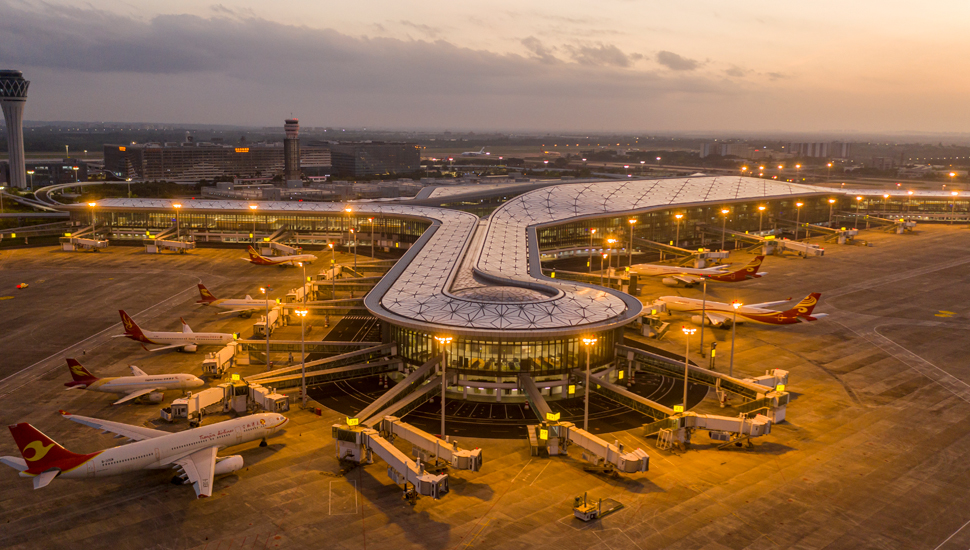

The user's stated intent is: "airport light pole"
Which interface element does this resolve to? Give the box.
[699,278,708,357]
[907,190,914,213]
[26,170,34,188]
[126,177,132,198]
[828,199,836,226]
[582,337,597,430]
[951,191,959,224]
[249,204,258,243]
[173,203,181,240]
[730,301,741,378]
[0,186,4,214]
[681,327,695,413]
[758,206,766,233]
[434,336,452,438]
[87,202,97,237]
[600,253,608,287]
[795,164,801,182]
[260,286,271,371]
[855,196,862,229]
[298,261,307,303]
[607,238,617,276]
[588,228,596,273]
[826,163,832,182]
[883,194,889,213]
[327,244,335,327]
[72,166,79,183]
[296,309,308,408]
[674,213,683,249]
[368,217,374,258]
[794,202,803,240]
[720,208,729,250]
[627,219,636,267]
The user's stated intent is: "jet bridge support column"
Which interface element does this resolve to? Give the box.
[332,423,449,501]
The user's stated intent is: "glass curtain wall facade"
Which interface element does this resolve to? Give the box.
[538,196,833,253]
[77,209,429,245]
[390,325,620,377]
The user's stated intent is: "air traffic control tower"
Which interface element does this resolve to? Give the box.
[0,70,29,189]
[283,118,302,188]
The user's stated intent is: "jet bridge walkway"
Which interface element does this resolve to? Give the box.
[379,416,482,471]
[332,423,449,501]
[259,226,301,256]
[633,237,729,268]
[616,344,789,422]
[520,373,650,474]
[144,225,196,254]
[245,343,399,390]
[357,357,440,425]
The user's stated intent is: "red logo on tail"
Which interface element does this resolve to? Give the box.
[8,423,97,475]
[118,310,150,343]
[197,284,217,304]
[64,359,98,387]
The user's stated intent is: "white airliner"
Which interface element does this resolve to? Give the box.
[634,256,766,287]
[114,310,237,352]
[244,246,317,267]
[196,283,268,317]
[64,359,204,405]
[1,411,288,498]
[658,293,826,326]
[461,147,489,157]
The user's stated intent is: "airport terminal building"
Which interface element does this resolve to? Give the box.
[70,176,845,399]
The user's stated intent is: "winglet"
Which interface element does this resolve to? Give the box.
[58,410,71,416]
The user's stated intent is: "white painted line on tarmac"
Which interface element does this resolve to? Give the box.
[0,281,200,396]
[932,516,970,550]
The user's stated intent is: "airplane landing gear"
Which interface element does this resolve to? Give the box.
[259,438,268,447]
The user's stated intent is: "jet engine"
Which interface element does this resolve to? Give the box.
[661,277,681,287]
[148,391,164,403]
[214,455,244,475]
[691,315,725,328]
[180,344,198,353]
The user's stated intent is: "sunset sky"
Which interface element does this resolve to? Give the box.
[2,0,969,133]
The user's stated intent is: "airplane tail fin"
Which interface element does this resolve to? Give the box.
[180,317,194,333]
[65,359,98,386]
[118,310,147,340]
[744,255,765,277]
[789,293,822,317]
[8,423,82,474]
[247,245,262,260]
[707,255,766,282]
[197,283,218,304]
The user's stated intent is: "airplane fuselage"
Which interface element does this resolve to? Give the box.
[126,330,234,347]
[69,374,204,395]
[203,298,268,312]
[659,296,802,325]
[17,414,287,480]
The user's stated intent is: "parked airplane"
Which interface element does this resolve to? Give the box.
[244,246,316,267]
[1,410,288,498]
[114,310,237,352]
[633,256,766,287]
[64,359,203,405]
[461,147,489,157]
[196,283,267,317]
[657,293,825,326]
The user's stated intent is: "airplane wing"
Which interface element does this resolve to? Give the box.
[60,410,169,441]
[129,365,148,377]
[705,311,732,326]
[112,387,165,405]
[217,307,260,315]
[672,274,702,285]
[747,298,792,309]
[172,446,218,498]
[143,343,188,352]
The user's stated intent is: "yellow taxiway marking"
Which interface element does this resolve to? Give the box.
[0,296,12,301]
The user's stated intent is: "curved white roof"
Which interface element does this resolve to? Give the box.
[95,176,826,338]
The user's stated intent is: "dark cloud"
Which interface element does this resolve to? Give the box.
[520,36,560,64]
[766,72,789,80]
[0,1,737,130]
[565,43,634,68]
[725,66,749,78]
[400,20,441,38]
[656,51,700,71]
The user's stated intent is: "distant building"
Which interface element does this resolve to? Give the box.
[329,142,421,177]
[104,140,330,183]
[869,157,896,171]
[699,143,751,158]
[0,158,87,187]
[786,142,851,159]
[283,118,301,188]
